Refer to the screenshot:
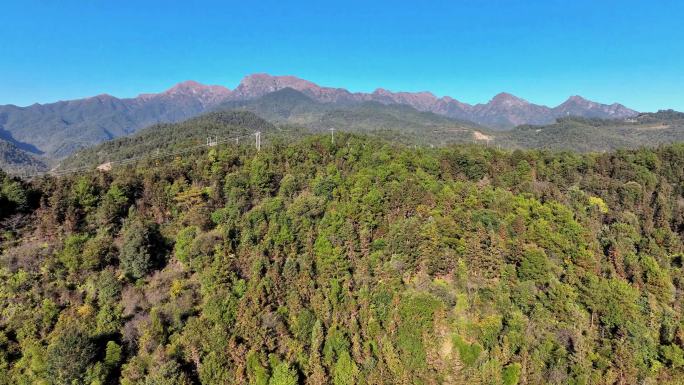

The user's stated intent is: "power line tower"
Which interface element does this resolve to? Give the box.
[329,127,335,145]
[255,132,261,151]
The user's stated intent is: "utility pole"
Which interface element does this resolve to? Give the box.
[329,127,335,145]
[255,132,261,151]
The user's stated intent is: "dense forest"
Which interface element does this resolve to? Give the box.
[2,133,684,384]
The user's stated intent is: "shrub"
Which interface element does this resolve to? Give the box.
[502,363,522,385]
[58,233,90,272]
[119,218,161,280]
[453,335,482,367]
[268,361,298,385]
[45,325,97,384]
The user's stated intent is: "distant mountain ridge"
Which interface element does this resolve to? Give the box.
[218,87,483,133]
[227,74,638,129]
[0,83,233,159]
[0,73,639,164]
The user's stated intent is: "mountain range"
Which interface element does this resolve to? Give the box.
[230,74,638,128]
[0,74,638,163]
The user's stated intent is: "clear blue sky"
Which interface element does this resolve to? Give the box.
[1,0,683,111]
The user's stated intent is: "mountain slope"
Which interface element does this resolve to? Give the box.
[220,87,331,122]
[0,139,48,174]
[553,95,637,119]
[466,92,556,128]
[0,82,232,159]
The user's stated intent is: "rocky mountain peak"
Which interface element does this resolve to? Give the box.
[490,92,530,107]
[559,95,597,108]
[157,80,232,106]
[554,95,637,118]
[234,74,316,97]
[233,74,356,103]
[566,95,589,103]
[163,80,230,96]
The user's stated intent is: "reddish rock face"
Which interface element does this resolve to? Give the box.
[155,81,232,107]
[231,74,356,103]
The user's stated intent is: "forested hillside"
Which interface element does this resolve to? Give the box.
[2,134,684,384]
[0,139,47,174]
[499,112,684,152]
[57,111,284,171]
[59,107,480,172]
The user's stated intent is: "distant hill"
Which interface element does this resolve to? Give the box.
[496,112,684,152]
[635,109,684,122]
[58,111,279,170]
[0,139,47,174]
[0,73,639,166]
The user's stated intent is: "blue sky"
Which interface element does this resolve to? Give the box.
[1,0,683,111]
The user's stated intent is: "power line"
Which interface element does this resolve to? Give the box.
[21,130,262,179]
[15,124,454,180]
[22,124,309,178]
